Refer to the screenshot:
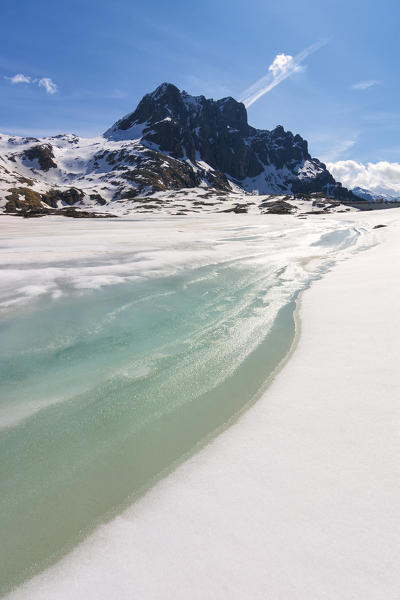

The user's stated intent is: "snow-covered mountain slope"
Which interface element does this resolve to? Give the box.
[0,82,359,215]
[352,186,400,203]
[0,132,230,212]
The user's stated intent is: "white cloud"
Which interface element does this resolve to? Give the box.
[268,54,300,78]
[38,77,57,94]
[327,160,400,197]
[6,73,31,84]
[4,73,57,94]
[239,38,328,108]
[352,80,380,90]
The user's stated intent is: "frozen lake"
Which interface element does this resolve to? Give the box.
[0,214,374,595]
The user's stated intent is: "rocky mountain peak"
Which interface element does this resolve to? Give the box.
[101,83,355,198]
[104,83,250,140]
[0,82,358,216]
[104,82,184,136]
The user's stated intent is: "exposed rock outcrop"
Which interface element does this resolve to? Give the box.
[22,144,57,171]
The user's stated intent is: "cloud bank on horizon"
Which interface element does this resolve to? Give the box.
[5,73,57,94]
[327,159,400,197]
[239,38,329,108]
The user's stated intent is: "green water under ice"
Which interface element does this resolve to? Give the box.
[0,217,372,596]
[0,258,300,595]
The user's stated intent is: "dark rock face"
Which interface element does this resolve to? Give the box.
[18,207,114,218]
[260,199,294,214]
[104,82,355,199]
[5,187,45,212]
[4,186,85,212]
[89,193,107,205]
[93,143,232,198]
[222,203,249,214]
[45,188,84,206]
[23,144,57,171]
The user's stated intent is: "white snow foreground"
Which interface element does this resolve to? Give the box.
[7,208,400,599]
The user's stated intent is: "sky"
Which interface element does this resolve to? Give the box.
[1,0,400,192]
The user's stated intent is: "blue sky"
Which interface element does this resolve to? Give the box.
[1,0,399,168]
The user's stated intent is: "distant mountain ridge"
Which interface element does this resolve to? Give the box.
[352,186,400,203]
[0,82,358,214]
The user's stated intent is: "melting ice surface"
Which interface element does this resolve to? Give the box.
[0,214,374,596]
